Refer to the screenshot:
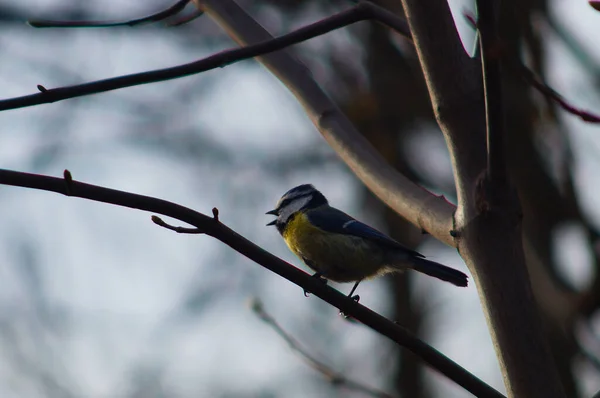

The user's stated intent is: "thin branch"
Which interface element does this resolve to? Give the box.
[0,168,504,398]
[464,13,600,124]
[152,216,203,234]
[517,64,600,123]
[250,299,395,398]
[0,2,406,112]
[398,0,487,219]
[28,0,192,28]
[476,0,508,198]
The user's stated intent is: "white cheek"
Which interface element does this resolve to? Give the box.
[280,196,311,222]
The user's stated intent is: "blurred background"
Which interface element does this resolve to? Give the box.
[0,0,599,397]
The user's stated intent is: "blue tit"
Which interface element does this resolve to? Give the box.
[266,184,468,299]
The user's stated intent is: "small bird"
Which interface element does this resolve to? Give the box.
[266,184,468,300]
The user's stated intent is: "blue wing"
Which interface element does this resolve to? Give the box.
[306,207,424,258]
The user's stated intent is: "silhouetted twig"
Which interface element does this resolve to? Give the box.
[0,2,408,112]
[152,216,203,234]
[28,0,192,28]
[465,13,600,124]
[251,299,395,398]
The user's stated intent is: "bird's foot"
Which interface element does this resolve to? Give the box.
[338,293,361,318]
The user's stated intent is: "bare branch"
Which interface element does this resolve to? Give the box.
[197,0,456,246]
[0,2,406,113]
[517,64,600,123]
[152,216,203,234]
[399,0,486,217]
[28,0,192,28]
[400,0,566,396]
[0,167,504,398]
[250,299,396,398]
[464,13,600,124]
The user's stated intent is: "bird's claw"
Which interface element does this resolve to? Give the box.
[350,294,360,302]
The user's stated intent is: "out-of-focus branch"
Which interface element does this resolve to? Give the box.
[28,0,192,28]
[250,299,395,398]
[0,168,504,398]
[464,13,600,124]
[516,64,600,123]
[196,0,456,247]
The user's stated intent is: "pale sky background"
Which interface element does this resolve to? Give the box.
[0,0,599,397]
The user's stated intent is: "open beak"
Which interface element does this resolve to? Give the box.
[266,209,278,226]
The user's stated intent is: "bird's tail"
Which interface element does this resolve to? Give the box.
[410,257,468,287]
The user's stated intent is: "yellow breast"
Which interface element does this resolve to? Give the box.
[281,212,387,282]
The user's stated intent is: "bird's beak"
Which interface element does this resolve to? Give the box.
[266,209,278,226]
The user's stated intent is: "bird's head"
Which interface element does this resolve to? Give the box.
[266,184,328,227]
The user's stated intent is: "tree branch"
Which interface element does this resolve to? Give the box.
[251,299,395,398]
[464,13,600,124]
[28,0,192,28]
[0,2,406,112]
[0,167,503,398]
[399,0,565,396]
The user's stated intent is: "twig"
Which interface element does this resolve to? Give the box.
[0,2,408,112]
[464,13,600,124]
[250,299,395,398]
[0,168,504,398]
[28,0,191,28]
[152,216,203,234]
[63,169,73,195]
[517,64,600,123]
